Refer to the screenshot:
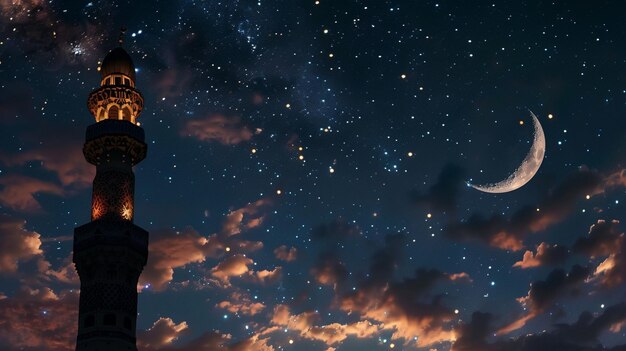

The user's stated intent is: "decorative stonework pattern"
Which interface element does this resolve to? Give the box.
[79,282,137,314]
[83,135,147,166]
[87,86,143,122]
[92,170,134,221]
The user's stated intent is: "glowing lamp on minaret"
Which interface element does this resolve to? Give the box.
[73,32,149,351]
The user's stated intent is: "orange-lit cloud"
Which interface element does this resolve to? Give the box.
[0,214,43,272]
[140,198,272,291]
[310,254,348,287]
[454,302,626,351]
[574,219,623,257]
[0,175,64,212]
[140,228,219,291]
[0,286,78,351]
[339,286,457,347]
[36,255,79,285]
[593,252,626,288]
[304,234,471,348]
[138,317,189,350]
[446,169,605,251]
[139,323,273,351]
[603,168,626,190]
[498,264,591,335]
[182,114,254,145]
[513,242,569,269]
[210,255,282,287]
[221,198,272,237]
[266,304,381,347]
[274,245,298,262]
[211,255,254,285]
[216,291,266,316]
[574,220,626,289]
[154,60,193,100]
[248,267,282,285]
[1,143,94,188]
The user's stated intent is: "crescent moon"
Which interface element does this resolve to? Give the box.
[471,111,546,193]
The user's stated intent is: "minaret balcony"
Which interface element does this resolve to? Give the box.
[87,85,144,124]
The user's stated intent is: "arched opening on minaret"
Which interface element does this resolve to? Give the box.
[108,105,119,119]
[97,108,105,122]
[122,106,132,122]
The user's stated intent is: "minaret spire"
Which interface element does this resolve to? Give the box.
[73,43,149,351]
[118,26,127,46]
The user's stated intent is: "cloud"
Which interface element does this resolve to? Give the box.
[0,175,64,212]
[220,198,272,237]
[513,242,569,269]
[452,303,626,351]
[140,228,221,291]
[266,304,381,347]
[172,332,273,351]
[450,311,491,351]
[603,169,626,190]
[182,114,255,145]
[592,249,626,289]
[274,245,297,262]
[446,168,604,251]
[216,291,266,316]
[0,286,78,351]
[0,142,94,188]
[574,220,626,289]
[411,164,466,214]
[574,220,623,258]
[140,198,271,291]
[36,255,79,285]
[247,267,282,285]
[338,269,465,347]
[139,326,274,351]
[0,214,43,272]
[210,255,281,287]
[138,317,189,350]
[322,234,470,348]
[210,255,254,285]
[498,264,592,334]
[310,253,348,287]
[153,50,194,99]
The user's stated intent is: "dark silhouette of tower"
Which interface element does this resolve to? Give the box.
[73,43,148,351]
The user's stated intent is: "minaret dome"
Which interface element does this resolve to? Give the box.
[88,47,144,124]
[100,47,136,84]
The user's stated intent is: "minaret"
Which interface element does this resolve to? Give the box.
[73,39,148,351]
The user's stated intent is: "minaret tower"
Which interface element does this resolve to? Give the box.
[73,37,148,351]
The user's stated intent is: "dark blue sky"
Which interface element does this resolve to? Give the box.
[1,1,626,350]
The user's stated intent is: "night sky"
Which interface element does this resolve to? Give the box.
[1,1,626,350]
